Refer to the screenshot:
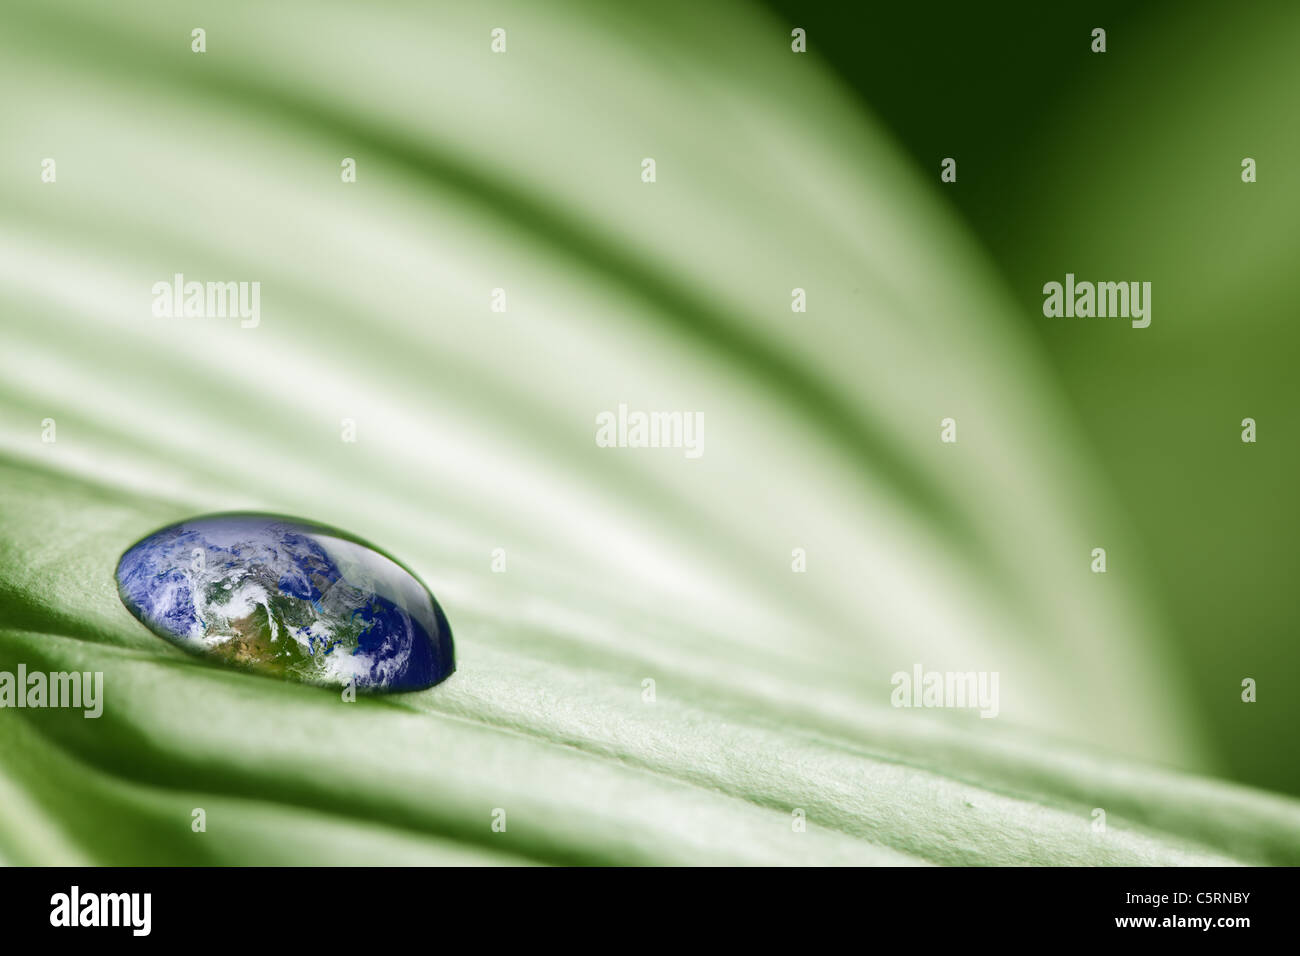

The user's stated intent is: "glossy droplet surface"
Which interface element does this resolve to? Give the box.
[115,514,454,692]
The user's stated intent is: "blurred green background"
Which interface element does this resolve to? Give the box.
[0,0,1296,864]
[775,0,1300,797]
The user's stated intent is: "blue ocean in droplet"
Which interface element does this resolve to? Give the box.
[115,513,454,692]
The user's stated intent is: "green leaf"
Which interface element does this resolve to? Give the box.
[1,0,1297,865]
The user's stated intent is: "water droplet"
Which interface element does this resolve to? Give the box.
[115,513,454,692]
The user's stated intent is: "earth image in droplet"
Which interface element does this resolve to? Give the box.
[115,514,454,692]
